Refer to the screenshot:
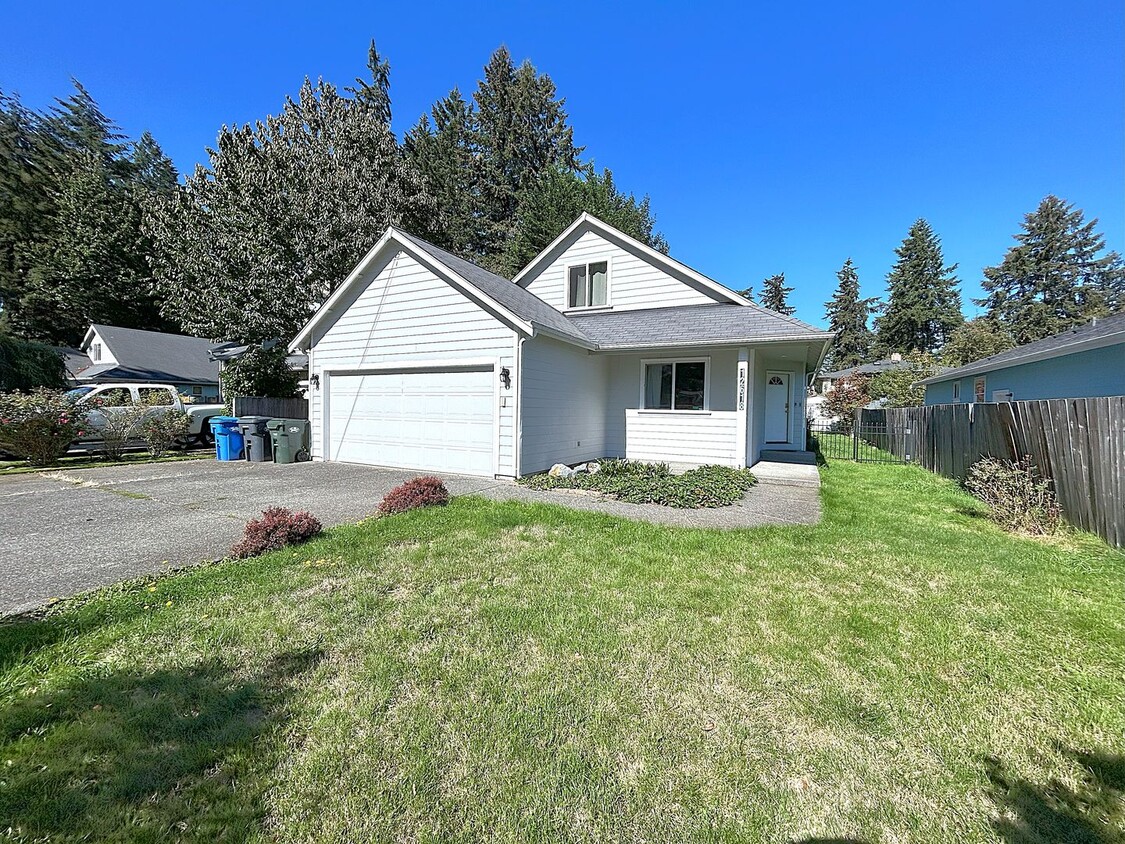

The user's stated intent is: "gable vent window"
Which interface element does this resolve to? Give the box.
[568,261,608,308]
[91,343,101,362]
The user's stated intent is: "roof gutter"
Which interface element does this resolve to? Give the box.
[588,332,836,352]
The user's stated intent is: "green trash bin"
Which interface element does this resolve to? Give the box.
[267,418,311,464]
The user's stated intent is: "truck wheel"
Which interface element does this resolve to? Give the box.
[195,429,214,449]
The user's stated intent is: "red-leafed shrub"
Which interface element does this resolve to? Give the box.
[378,476,450,515]
[231,507,323,558]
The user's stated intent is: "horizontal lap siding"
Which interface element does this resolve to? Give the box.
[309,251,517,475]
[522,230,720,311]
[519,336,608,474]
[625,411,740,466]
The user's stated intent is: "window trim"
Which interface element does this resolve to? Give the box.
[639,356,711,412]
[565,258,612,311]
[974,376,986,403]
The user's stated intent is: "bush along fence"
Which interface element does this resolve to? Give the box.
[879,397,1124,549]
[232,396,309,419]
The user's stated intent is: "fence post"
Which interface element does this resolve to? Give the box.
[852,409,860,461]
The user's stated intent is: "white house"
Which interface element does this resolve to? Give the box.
[289,214,833,478]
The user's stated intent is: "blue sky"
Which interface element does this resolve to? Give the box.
[3,1,1122,328]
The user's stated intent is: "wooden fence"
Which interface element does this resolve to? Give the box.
[231,396,309,419]
[876,397,1124,548]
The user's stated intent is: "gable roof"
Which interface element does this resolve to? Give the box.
[917,312,1125,386]
[289,227,593,351]
[567,303,833,350]
[821,357,910,380]
[81,325,220,384]
[511,212,749,307]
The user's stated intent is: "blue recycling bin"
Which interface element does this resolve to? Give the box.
[209,416,245,461]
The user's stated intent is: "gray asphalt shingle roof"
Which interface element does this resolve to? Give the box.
[917,312,1125,385]
[566,303,832,349]
[85,324,220,384]
[396,230,591,345]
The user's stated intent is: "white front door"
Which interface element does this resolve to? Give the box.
[327,367,495,476]
[764,371,791,443]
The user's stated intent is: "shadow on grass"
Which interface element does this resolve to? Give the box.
[0,648,323,842]
[984,751,1124,843]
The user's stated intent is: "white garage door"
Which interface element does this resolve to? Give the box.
[327,367,495,476]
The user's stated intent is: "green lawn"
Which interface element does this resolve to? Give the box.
[0,450,211,475]
[2,463,1122,843]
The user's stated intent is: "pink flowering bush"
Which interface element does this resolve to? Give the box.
[0,388,83,466]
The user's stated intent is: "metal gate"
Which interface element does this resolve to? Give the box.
[807,409,910,464]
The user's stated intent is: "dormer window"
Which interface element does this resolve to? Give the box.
[567,261,608,309]
[90,343,102,362]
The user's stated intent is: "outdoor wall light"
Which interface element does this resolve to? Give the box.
[500,367,511,389]
[310,373,320,390]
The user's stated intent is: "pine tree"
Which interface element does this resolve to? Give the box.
[497,165,666,277]
[875,219,962,354]
[824,258,877,369]
[472,47,580,266]
[759,273,795,315]
[977,196,1125,344]
[0,82,177,344]
[404,87,479,256]
[347,40,392,126]
[146,67,432,344]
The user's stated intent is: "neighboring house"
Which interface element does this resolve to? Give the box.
[816,354,907,394]
[72,324,221,402]
[289,213,833,478]
[917,312,1125,405]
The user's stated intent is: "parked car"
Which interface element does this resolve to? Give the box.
[66,383,225,447]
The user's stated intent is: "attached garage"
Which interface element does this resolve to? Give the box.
[326,366,495,476]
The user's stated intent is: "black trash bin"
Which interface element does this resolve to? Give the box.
[238,416,273,462]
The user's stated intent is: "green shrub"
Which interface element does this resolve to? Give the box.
[0,334,66,392]
[0,389,83,466]
[965,456,1061,535]
[140,408,191,458]
[221,346,301,400]
[522,460,756,508]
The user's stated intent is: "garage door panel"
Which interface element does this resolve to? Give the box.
[328,368,495,475]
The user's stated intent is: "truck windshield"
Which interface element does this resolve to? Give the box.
[65,387,95,401]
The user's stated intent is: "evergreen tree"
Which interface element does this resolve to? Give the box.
[940,317,1015,367]
[146,68,432,344]
[824,258,877,369]
[0,82,177,344]
[737,286,755,303]
[472,47,580,267]
[759,273,795,315]
[346,40,392,125]
[498,165,666,277]
[404,87,479,256]
[977,195,1125,344]
[875,219,962,354]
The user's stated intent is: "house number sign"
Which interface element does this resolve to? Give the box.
[737,368,747,411]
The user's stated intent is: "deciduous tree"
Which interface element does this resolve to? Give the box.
[941,318,1015,367]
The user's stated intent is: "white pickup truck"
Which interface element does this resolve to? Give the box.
[66,383,225,446]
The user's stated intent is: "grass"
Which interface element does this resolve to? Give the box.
[0,450,212,475]
[1,463,1122,842]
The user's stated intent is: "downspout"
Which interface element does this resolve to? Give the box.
[513,335,526,477]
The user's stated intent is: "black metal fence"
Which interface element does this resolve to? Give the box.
[807,409,909,465]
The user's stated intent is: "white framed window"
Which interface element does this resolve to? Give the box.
[952,381,960,402]
[974,376,986,403]
[90,343,101,362]
[641,358,709,411]
[567,260,609,309]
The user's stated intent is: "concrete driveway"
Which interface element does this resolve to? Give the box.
[1,458,820,617]
[0,460,502,617]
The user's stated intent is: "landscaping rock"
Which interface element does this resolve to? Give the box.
[547,463,574,478]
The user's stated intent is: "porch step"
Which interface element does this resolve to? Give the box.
[759,449,817,465]
[749,460,820,488]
